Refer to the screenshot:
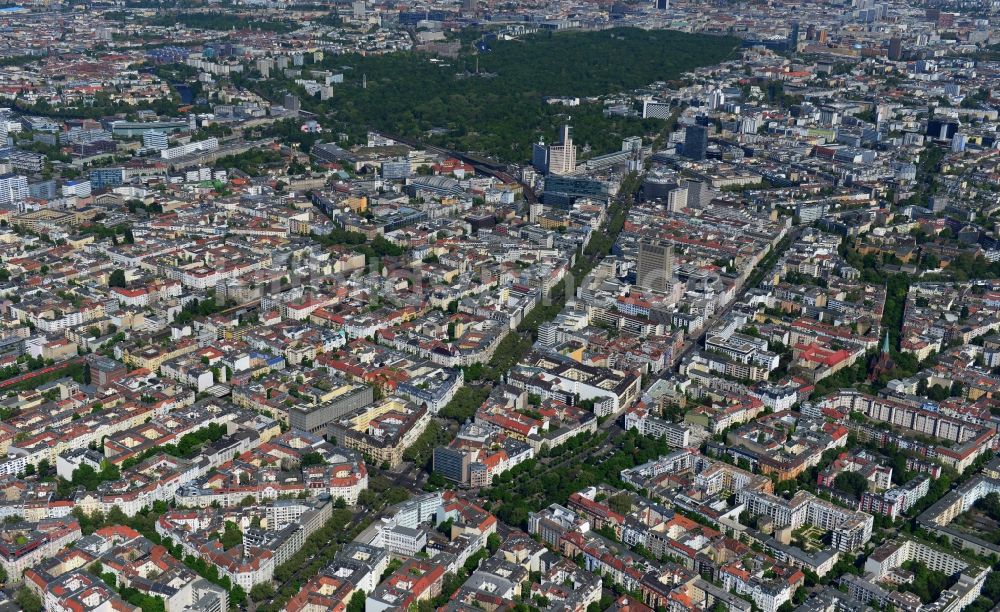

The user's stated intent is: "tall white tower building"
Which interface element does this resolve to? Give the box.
[548,124,577,176]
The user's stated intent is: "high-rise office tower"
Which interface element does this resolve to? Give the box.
[532,139,549,174]
[708,89,726,110]
[284,94,301,113]
[352,0,366,20]
[888,37,903,61]
[548,125,577,175]
[788,21,800,51]
[681,178,712,209]
[683,124,708,161]
[666,186,688,212]
[655,0,669,10]
[637,239,673,292]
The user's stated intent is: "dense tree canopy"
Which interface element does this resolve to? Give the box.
[148,13,295,32]
[244,28,738,162]
[833,471,869,499]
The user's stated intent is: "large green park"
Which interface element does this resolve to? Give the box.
[250,27,740,161]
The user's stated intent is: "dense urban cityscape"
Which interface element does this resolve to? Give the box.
[1,0,1000,611]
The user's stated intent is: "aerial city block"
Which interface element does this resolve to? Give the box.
[0,0,999,611]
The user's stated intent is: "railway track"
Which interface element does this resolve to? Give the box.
[0,356,86,390]
[383,133,539,204]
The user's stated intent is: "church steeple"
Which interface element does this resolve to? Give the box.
[868,331,896,383]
